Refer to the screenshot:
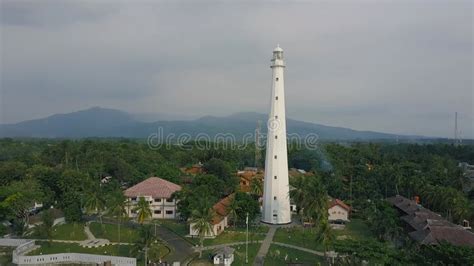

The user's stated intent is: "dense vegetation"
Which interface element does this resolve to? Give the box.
[0,138,473,263]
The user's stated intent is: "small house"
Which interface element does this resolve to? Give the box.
[213,246,235,266]
[328,199,350,223]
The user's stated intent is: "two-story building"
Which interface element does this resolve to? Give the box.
[124,177,182,219]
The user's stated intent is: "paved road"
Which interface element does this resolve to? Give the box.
[83,223,95,240]
[254,226,277,265]
[155,225,195,264]
[85,217,195,264]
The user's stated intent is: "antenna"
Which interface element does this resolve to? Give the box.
[255,120,262,168]
[454,112,459,145]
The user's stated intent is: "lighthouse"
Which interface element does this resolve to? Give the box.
[261,45,291,224]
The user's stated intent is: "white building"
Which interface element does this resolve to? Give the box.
[213,247,235,266]
[328,199,350,223]
[124,177,181,219]
[189,194,232,238]
[261,45,291,225]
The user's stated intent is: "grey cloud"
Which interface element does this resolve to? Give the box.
[1,0,472,138]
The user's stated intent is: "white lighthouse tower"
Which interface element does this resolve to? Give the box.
[261,45,291,224]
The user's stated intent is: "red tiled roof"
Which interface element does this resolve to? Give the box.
[124,177,181,199]
[212,194,234,225]
[329,199,350,211]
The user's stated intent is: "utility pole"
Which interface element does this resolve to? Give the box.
[455,112,458,145]
[144,247,148,266]
[246,212,249,264]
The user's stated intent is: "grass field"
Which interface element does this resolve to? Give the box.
[89,222,139,243]
[28,241,133,257]
[333,219,373,240]
[203,231,265,246]
[274,219,373,251]
[264,244,327,266]
[28,223,88,241]
[0,246,14,266]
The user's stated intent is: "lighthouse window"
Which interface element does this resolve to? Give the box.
[274,155,277,159]
[275,96,278,100]
[275,116,278,119]
[275,135,278,139]
[274,176,277,179]
[274,196,277,200]
[276,77,279,81]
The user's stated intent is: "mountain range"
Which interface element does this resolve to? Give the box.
[0,107,424,140]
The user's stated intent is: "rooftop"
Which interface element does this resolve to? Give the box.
[388,195,474,247]
[212,194,234,225]
[329,199,351,211]
[124,177,181,199]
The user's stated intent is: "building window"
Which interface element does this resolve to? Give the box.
[154,210,161,214]
[274,196,277,200]
[154,198,161,202]
[166,199,173,203]
[274,155,277,159]
[166,210,173,215]
[131,197,137,201]
[276,77,279,81]
[274,176,277,179]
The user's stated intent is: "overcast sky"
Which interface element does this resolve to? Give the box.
[1,0,472,138]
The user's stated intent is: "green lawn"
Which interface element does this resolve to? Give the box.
[274,219,374,251]
[333,219,373,241]
[159,219,192,236]
[0,246,14,266]
[274,227,324,251]
[28,241,133,257]
[190,243,260,266]
[89,222,139,243]
[226,225,269,234]
[28,223,88,241]
[264,244,327,266]
[203,231,264,246]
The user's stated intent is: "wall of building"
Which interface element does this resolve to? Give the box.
[189,216,228,238]
[126,196,178,219]
[328,205,349,221]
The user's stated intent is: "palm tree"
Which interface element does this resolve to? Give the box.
[316,220,335,261]
[250,177,263,197]
[108,192,128,251]
[132,225,162,264]
[227,196,239,227]
[190,204,214,258]
[84,185,106,224]
[289,176,309,222]
[133,197,152,224]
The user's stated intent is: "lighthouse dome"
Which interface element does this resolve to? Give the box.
[273,45,283,52]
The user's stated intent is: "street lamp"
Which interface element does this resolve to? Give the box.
[144,247,148,266]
